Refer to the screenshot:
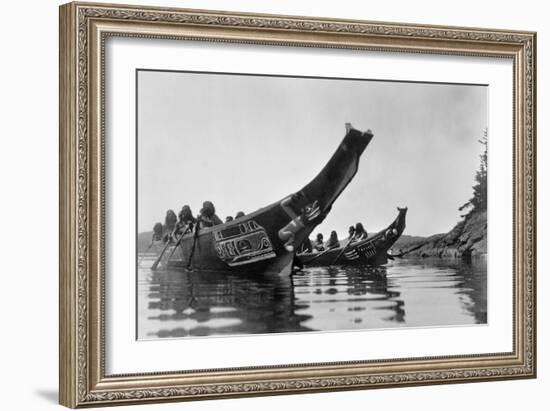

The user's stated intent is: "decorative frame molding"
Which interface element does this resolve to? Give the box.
[59,2,536,408]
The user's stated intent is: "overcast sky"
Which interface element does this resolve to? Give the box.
[137,70,487,238]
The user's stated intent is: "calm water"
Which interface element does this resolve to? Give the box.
[137,257,487,339]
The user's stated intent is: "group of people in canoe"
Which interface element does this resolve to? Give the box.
[298,222,369,254]
[151,199,372,255]
[152,201,246,244]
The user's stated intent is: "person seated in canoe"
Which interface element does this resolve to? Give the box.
[175,205,196,236]
[163,209,178,243]
[278,194,321,252]
[298,237,313,254]
[225,216,234,223]
[353,222,368,242]
[199,201,223,228]
[235,211,245,219]
[325,230,341,250]
[314,233,325,252]
[152,222,163,242]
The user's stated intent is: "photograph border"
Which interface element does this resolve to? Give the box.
[59,1,536,407]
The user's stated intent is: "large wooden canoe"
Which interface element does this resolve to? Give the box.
[153,124,374,275]
[297,207,408,267]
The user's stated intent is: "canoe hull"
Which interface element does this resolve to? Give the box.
[153,125,374,275]
[298,207,407,267]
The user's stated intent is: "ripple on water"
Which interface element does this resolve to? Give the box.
[136,257,487,339]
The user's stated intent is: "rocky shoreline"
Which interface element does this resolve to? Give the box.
[393,210,487,259]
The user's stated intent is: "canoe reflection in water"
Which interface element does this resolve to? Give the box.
[143,270,312,338]
[139,263,403,339]
[137,257,487,339]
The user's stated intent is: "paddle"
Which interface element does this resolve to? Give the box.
[150,227,178,271]
[137,242,154,266]
[163,223,193,262]
[186,216,202,270]
[330,234,357,265]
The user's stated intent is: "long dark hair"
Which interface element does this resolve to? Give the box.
[153,222,163,237]
[327,230,339,247]
[201,201,216,217]
[178,205,193,222]
[165,209,177,227]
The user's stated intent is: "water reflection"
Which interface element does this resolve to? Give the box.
[139,269,312,338]
[292,266,406,331]
[137,257,487,339]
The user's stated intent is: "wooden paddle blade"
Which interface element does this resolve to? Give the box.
[151,242,171,270]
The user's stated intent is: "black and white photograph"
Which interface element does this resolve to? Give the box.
[136,70,488,339]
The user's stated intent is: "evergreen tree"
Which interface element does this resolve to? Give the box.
[459,129,488,217]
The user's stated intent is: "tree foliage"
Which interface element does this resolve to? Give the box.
[459,129,488,217]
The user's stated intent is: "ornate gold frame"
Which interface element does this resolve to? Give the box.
[59,1,536,408]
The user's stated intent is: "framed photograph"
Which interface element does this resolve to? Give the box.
[59,2,536,408]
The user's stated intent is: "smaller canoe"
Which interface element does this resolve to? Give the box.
[297,207,407,267]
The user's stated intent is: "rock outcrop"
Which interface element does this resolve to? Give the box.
[394,210,487,259]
